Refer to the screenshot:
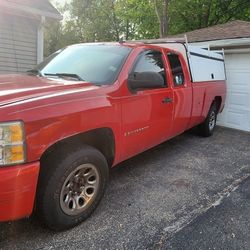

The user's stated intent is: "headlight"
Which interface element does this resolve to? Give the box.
[0,121,26,166]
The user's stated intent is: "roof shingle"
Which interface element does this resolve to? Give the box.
[171,20,250,42]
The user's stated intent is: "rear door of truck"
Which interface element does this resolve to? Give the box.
[163,49,193,137]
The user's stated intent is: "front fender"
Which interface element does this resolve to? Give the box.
[1,95,121,164]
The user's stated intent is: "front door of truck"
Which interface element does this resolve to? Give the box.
[121,48,174,160]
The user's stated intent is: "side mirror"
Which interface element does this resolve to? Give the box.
[128,71,164,92]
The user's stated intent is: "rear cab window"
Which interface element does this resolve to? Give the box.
[167,53,185,87]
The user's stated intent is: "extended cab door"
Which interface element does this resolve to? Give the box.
[165,51,193,136]
[121,48,174,160]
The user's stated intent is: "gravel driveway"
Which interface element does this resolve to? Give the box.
[0,127,249,250]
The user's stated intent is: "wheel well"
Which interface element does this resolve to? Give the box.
[40,128,115,167]
[214,96,222,113]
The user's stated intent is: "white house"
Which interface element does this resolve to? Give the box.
[174,20,250,132]
[0,0,61,74]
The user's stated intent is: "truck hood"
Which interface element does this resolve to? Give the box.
[0,74,99,106]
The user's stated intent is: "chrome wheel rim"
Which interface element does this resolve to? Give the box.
[60,164,100,216]
[209,111,216,131]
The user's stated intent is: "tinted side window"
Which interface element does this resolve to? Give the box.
[167,53,184,86]
[133,50,167,86]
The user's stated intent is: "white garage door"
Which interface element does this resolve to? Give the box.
[217,52,250,132]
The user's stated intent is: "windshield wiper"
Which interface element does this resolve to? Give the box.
[27,69,43,77]
[44,73,84,81]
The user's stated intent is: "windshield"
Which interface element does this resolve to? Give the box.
[35,44,132,85]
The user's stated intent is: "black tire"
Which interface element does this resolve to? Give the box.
[199,102,217,137]
[36,145,109,231]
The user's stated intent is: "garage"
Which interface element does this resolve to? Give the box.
[177,20,250,132]
[218,52,250,132]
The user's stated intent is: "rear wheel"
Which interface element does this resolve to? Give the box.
[199,102,217,137]
[36,145,109,231]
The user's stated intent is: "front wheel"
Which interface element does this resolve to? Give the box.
[199,102,217,137]
[36,145,109,231]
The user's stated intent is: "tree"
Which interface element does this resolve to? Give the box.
[169,0,250,34]
[64,0,123,42]
[153,0,169,37]
[44,0,250,55]
[116,0,159,40]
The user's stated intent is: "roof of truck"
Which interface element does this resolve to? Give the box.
[70,41,190,66]
[71,40,186,49]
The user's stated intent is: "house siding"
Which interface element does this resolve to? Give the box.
[0,14,37,74]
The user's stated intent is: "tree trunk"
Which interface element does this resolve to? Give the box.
[110,1,120,41]
[203,0,212,27]
[126,19,129,40]
[162,0,168,37]
[154,0,169,38]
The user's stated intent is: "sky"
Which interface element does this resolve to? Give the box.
[51,0,71,7]
[50,0,71,21]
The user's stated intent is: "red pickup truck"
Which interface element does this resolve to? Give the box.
[0,41,226,230]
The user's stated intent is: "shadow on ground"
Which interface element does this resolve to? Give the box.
[165,176,250,250]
